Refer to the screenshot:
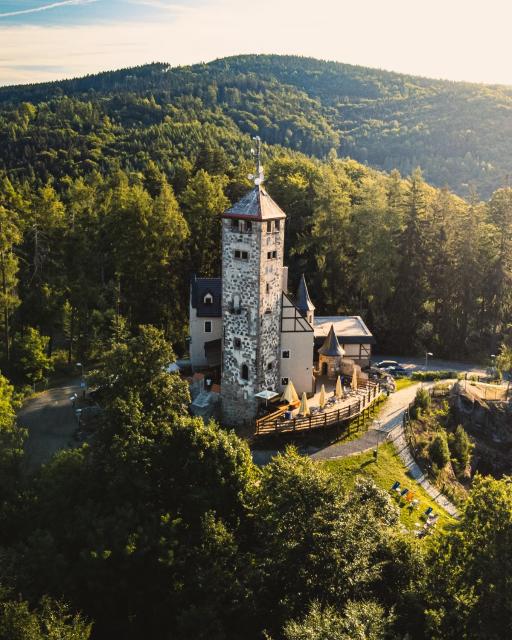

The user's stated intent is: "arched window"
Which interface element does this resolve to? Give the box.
[203,292,213,305]
[241,364,249,380]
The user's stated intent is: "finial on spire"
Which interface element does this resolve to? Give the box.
[249,135,264,186]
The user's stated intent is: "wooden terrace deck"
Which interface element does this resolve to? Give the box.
[255,380,382,436]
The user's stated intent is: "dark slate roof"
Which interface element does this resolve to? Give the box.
[223,185,286,221]
[296,274,315,314]
[191,276,222,317]
[318,324,345,357]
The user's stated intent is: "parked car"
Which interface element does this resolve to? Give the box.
[375,360,400,369]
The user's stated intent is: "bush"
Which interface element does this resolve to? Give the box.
[448,425,473,474]
[410,387,431,418]
[429,433,450,469]
[411,370,457,381]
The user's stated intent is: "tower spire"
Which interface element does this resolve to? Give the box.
[251,135,264,186]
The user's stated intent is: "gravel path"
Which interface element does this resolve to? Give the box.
[18,379,81,472]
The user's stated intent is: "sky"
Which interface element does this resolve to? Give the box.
[2,0,512,87]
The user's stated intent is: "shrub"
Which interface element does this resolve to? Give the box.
[448,425,473,474]
[429,433,450,469]
[410,387,431,418]
[411,370,457,381]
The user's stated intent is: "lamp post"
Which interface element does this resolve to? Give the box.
[425,352,433,370]
[76,362,85,398]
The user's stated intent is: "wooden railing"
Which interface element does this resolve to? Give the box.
[255,381,381,436]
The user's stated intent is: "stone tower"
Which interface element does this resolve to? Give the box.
[220,155,286,427]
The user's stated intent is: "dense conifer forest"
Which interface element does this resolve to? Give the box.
[0,55,512,639]
[0,56,511,363]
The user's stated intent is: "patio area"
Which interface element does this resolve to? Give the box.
[255,377,381,436]
[308,375,366,412]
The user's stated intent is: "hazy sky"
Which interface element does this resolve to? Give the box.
[2,0,512,87]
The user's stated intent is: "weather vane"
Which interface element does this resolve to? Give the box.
[249,135,264,186]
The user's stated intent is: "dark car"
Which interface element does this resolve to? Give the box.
[375,360,400,369]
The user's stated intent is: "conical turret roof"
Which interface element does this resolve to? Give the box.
[296,274,315,314]
[318,324,344,357]
[222,185,286,221]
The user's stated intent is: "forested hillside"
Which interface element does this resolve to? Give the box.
[1,56,512,640]
[0,56,511,369]
[2,54,512,196]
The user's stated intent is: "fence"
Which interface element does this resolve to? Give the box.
[255,381,381,436]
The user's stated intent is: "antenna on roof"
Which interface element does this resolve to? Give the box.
[250,135,264,186]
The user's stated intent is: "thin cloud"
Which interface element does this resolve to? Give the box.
[0,0,98,19]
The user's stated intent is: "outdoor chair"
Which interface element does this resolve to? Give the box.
[424,507,433,517]
[400,488,409,498]
[390,481,400,491]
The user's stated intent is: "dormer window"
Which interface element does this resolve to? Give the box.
[203,293,213,305]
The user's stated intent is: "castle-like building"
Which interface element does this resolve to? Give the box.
[189,155,374,426]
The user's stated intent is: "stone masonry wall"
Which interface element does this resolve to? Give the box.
[221,217,284,427]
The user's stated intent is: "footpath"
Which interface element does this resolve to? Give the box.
[253,383,459,518]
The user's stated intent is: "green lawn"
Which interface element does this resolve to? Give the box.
[394,377,418,392]
[322,443,456,536]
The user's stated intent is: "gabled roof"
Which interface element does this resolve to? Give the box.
[318,324,345,357]
[191,275,222,317]
[296,274,315,314]
[223,185,286,221]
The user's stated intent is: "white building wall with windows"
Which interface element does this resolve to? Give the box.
[189,307,222,368]
[280,331,314,396]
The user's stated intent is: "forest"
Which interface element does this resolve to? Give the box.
[0,61,511,367]
[0,56,511,638]
[3,54,512,196]
[0,326,511,639]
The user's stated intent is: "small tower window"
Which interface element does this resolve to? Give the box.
[234,250,249,260]
[266,221,272,233]
[266,283,270,294]
[204,321,212,333]
[267,361,273,371]
[203,293,213,305]
[246,221,252,232]
[241,364,249,380]
[282,350,290,359]
[231,219,239,231]
[281,377,289,386]
[234,337,242,349]
[275,220,280,231]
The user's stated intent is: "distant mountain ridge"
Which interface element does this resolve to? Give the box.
[2,54,512,196]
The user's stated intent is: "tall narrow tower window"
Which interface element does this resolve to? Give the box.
[266,221,272,233]
[241,364,249,380]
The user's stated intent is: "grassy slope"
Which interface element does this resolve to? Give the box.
[322,443,456,534]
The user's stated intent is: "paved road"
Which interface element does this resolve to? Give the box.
[374,354,486,375]
[18,379,81,472]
